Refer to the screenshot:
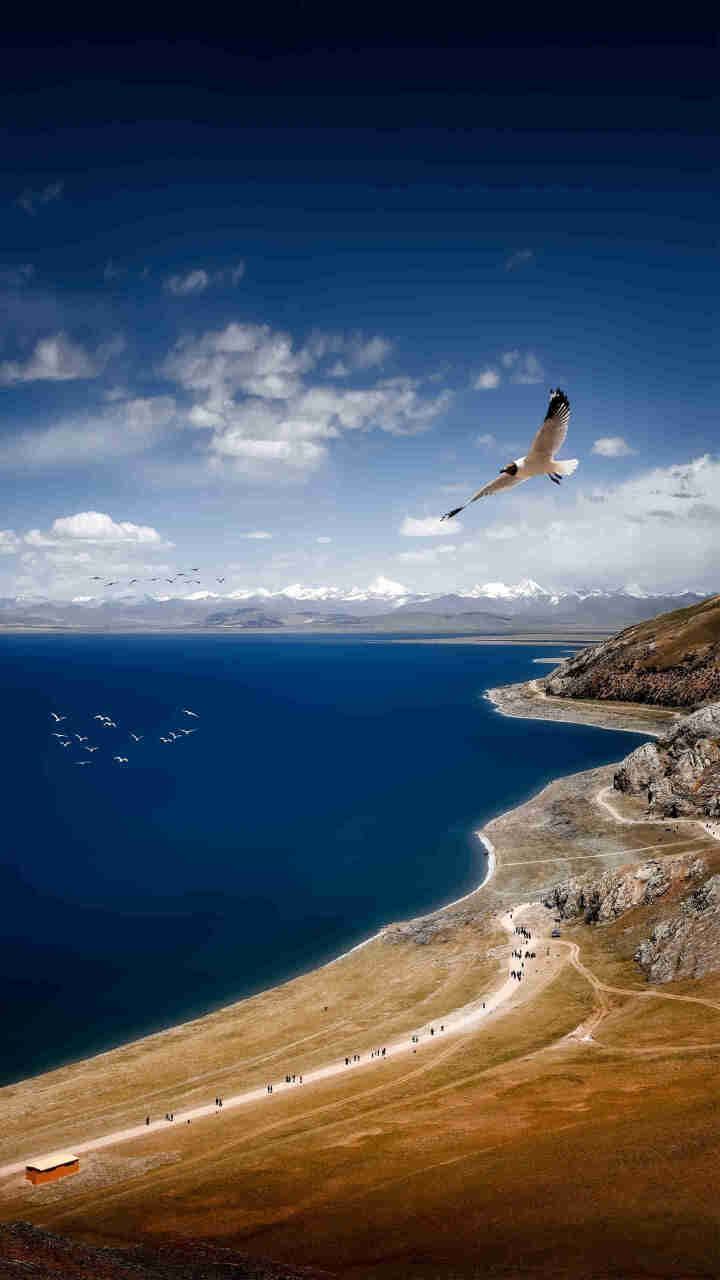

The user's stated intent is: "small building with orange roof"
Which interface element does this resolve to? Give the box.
[25,1151,79,1186]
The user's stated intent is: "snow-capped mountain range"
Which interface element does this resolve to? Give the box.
[0,579,711,632]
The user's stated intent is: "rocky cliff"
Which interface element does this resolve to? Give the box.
[544,855,720,984]
[613,702,720,819]
[544,852,706,926]
[542,592,720,708]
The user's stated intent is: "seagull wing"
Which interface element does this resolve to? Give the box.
[441,469,525,518]
[527,388,571,461]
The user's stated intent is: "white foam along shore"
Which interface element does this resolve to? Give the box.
[325,832,496,969]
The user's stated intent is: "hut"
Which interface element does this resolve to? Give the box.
[25,1151,79,1186]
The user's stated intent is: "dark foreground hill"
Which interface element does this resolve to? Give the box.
[543,592,720,708]
[0,1221,333,1279]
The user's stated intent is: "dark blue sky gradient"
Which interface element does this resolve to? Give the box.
[0,32,716,596]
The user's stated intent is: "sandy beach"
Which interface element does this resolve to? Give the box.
[2,677,719,1277]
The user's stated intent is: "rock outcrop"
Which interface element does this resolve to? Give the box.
[613,702,720,819]
[634,874,720,983]
[543,854,705,926]
[542,591,720,708]
[544,855,720,984]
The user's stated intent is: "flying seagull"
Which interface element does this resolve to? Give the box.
[440,388,577,521]
[129,732,143,742]
[113,755,129,764]
[50,712,66,722]
[181,708,199,717]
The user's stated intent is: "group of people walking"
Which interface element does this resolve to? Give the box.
[510,924,534,982]
[145,953,516,1133]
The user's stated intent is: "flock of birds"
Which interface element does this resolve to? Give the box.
[49,707,200,767]
[90,568,226,588]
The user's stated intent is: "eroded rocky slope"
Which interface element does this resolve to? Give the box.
[544,854,720,984]
[543,592,720,708]
[613,702,720,819]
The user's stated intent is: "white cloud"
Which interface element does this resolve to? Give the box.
[16,180,63,216]
[398,545,457,564]
[0,530,20,555]
[400,516,461,537]
[592,436,636,458]
[162,322,451,473]
[476,433,497,447]
[512,353,544,384]
[457,454,720,593]
[472,370,500,391]
[316,536,332,543]
[0,395,176,466]
[245,530,272,539]
[163,322,312,401]
[498,350,545,385]
[0,263,34,287]
[328,335,392,377]
[368,575,408,596]
[26,512,167,547]
[165,264,246,295]
[0,333,124,385]
[165,269,210,296]
[505,249,534,271]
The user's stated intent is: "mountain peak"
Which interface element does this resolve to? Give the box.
[467,579,550,601]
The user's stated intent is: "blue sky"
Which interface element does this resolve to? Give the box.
[0,34,716,599]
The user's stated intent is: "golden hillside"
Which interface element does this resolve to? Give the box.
[544,592,720,707]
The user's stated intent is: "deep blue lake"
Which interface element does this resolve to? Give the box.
[0,635,644,1085]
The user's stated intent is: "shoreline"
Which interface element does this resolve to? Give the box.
[325,835,497,971]
[4,677,719,1277]
[0,678,655,1100]
[485,675,682,736]
[0,679,653,1116]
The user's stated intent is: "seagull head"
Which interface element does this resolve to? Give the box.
[500,462,518,476]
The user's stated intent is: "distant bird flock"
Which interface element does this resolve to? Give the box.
[89,567,226,590]
[49,708,200,769]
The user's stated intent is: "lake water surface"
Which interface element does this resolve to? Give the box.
[0,635,645,1085]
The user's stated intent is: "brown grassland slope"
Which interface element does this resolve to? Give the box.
[2,712,720,1278]
[544,591,720,707]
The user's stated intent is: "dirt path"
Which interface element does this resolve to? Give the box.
[560,939,720,1046]
[0,906,552,1182]
[596,785,720,843]
[5,779,719,1190]
[502,835,707,867]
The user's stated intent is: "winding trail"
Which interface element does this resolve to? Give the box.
[0,907,531,1181]
[596,785,720,842]
[4,776,720,1187]
[561,939,720,1046]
